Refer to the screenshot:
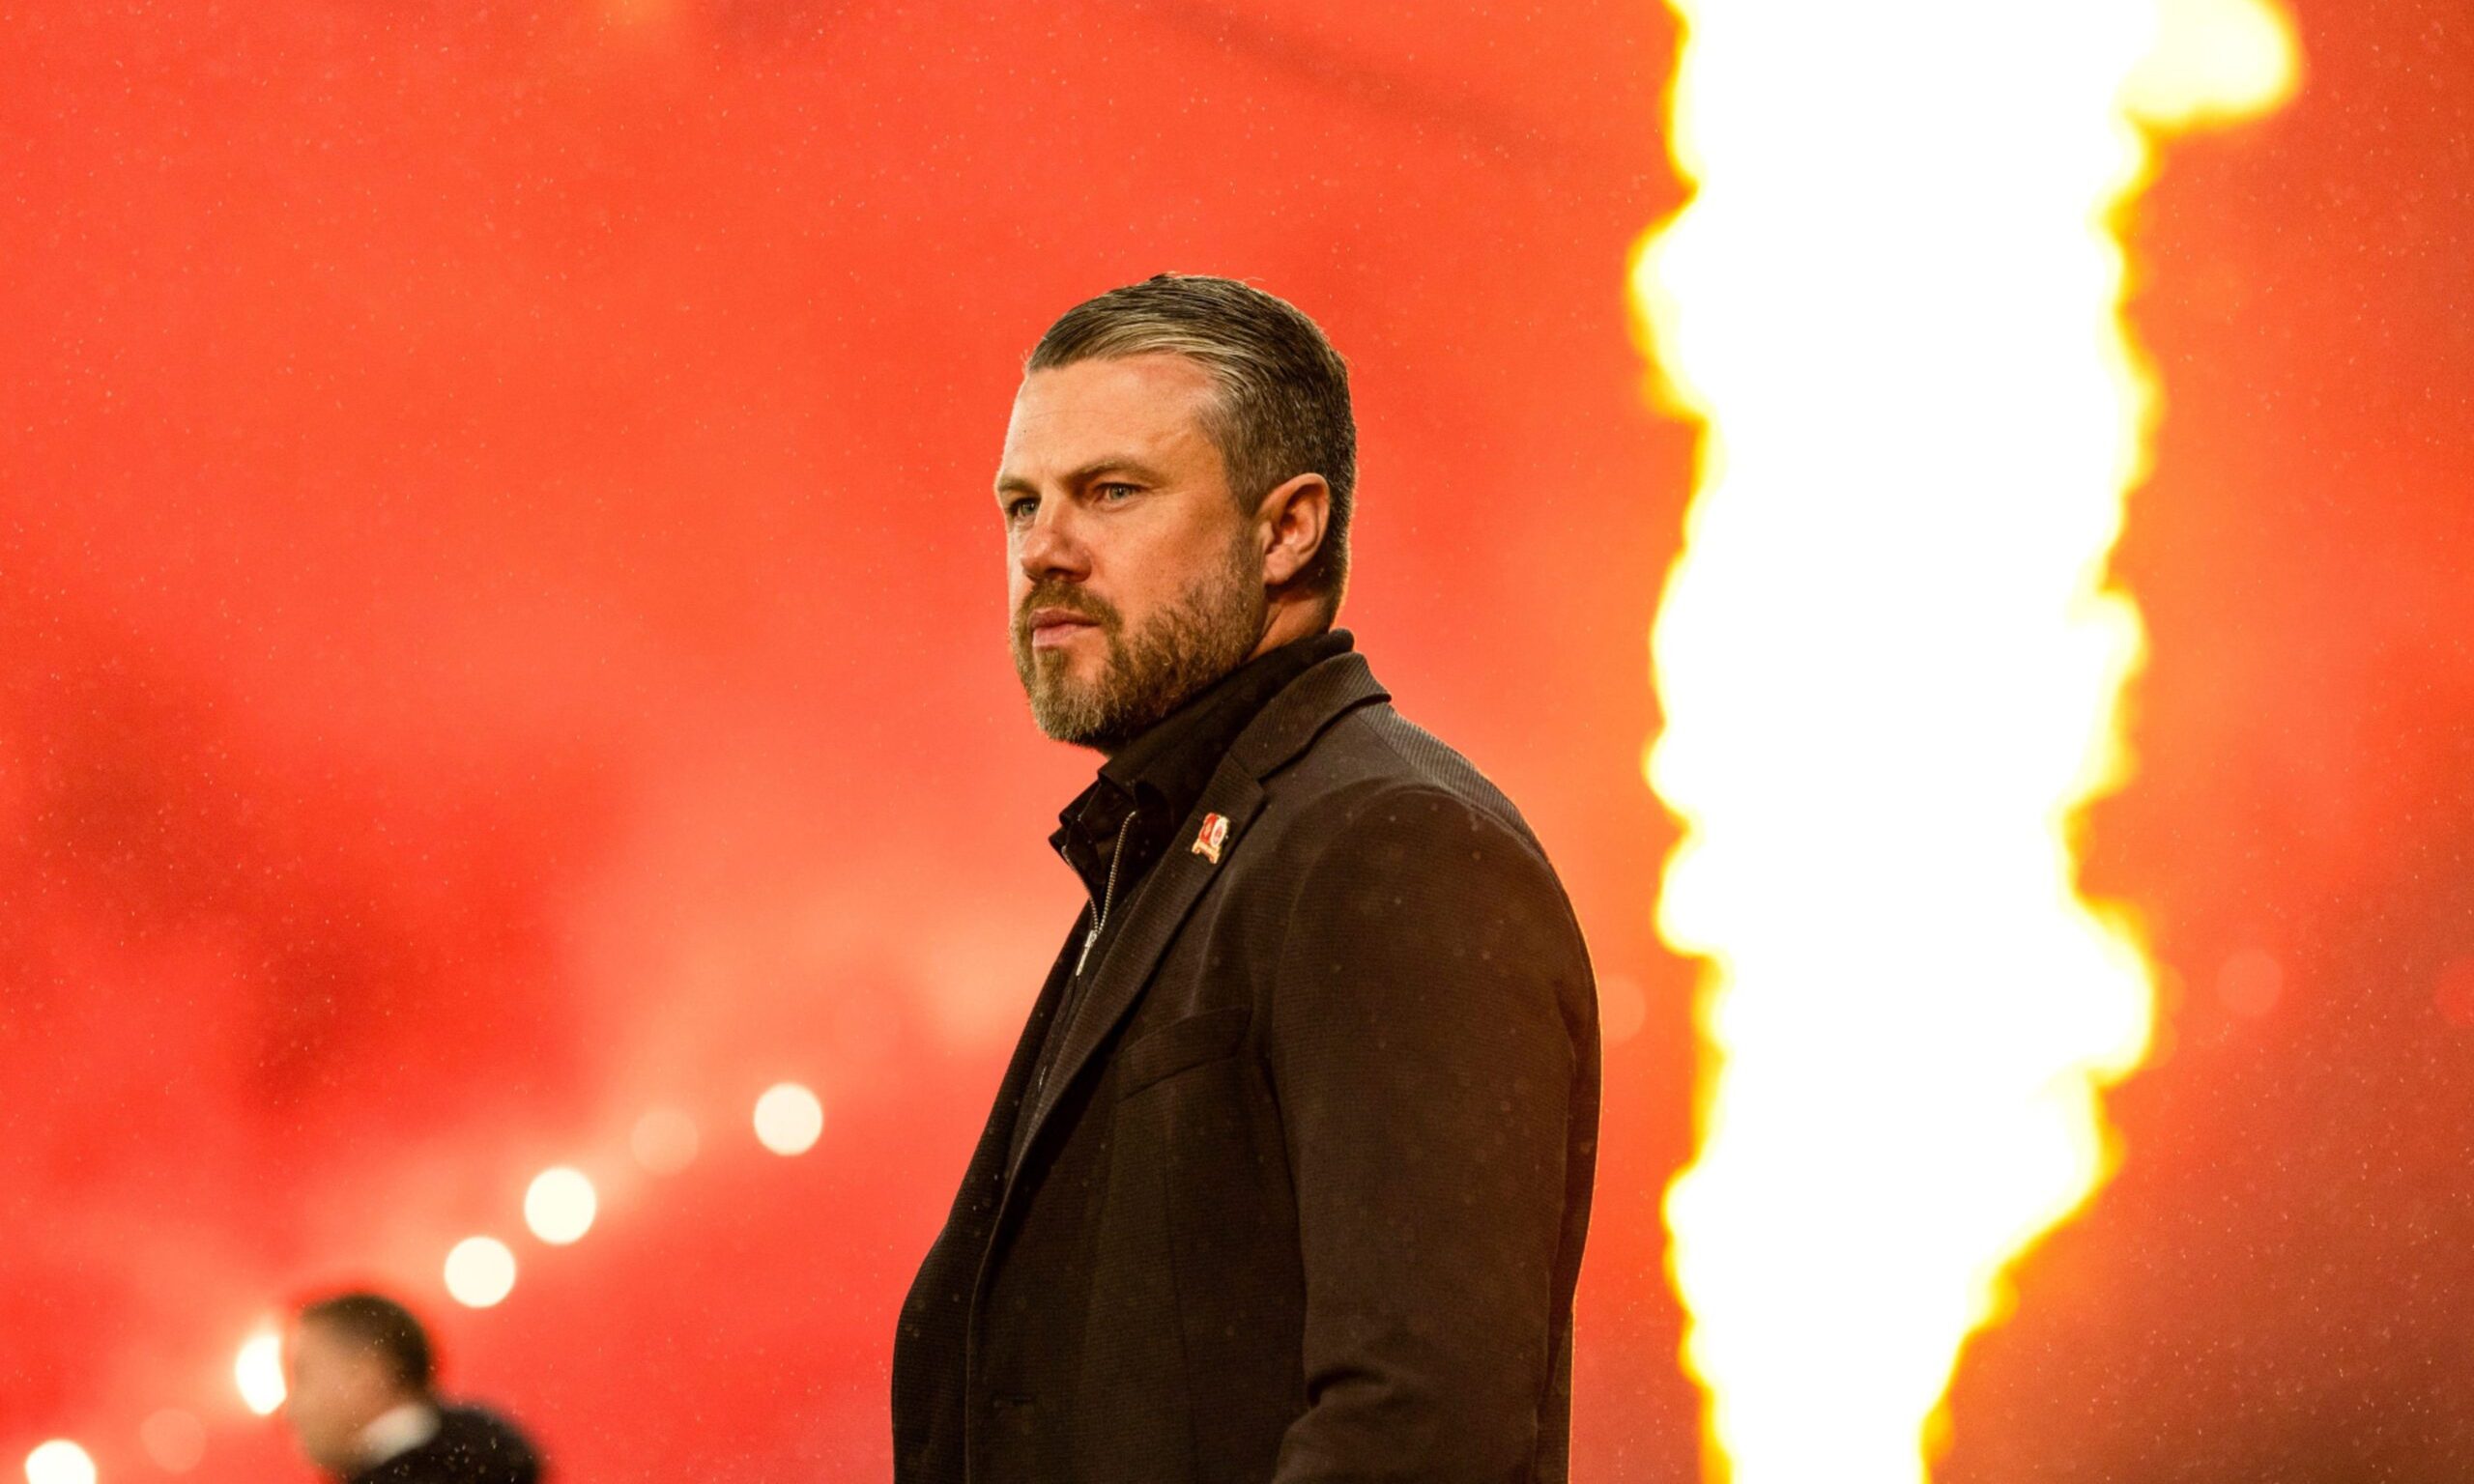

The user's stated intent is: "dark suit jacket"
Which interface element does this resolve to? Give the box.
[346,1404,539,1484]
[893,649,1600,1484]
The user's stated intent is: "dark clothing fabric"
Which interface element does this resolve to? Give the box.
[1057,627,1356,905]
[1017,628,1355,1165]
[894,642,1601,1484]
[345,1405,539,1484]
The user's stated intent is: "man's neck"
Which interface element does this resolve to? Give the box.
[1246,596,1329,662]
[1089,616,1331,763]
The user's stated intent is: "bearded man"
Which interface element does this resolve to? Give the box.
[891,273,1600,1484]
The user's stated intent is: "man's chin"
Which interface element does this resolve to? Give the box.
[1025,680,1110,748]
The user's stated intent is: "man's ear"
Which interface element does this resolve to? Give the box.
[1255,472,1330,588]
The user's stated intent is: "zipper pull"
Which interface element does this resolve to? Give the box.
[1072,808,1136,979]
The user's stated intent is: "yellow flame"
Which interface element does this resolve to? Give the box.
[1630,4,2297,1482]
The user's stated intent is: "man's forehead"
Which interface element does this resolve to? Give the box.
[1000,355,1218,472]
[286,1319,335,1365]
[290,1316,374,1363]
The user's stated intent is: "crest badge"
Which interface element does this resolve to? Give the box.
[1190,812,1230,865]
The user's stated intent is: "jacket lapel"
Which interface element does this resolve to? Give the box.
[999,651,1390,1186]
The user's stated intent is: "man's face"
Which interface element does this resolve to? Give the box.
[283,1320,399,1473]
[997,354,1268,750]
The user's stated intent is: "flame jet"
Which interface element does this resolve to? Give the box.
[1629,3,2298,1480]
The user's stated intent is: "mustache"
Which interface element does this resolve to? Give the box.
[1013,586,1122,642]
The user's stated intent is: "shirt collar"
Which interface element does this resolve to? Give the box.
[1049,628,1354,893]
[1099,627,1353,805]
[359,1400,441,1468]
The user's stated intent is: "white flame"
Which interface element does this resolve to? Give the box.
[1632,2,2298,1480]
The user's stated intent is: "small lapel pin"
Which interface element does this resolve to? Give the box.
[1190,812,1230,865]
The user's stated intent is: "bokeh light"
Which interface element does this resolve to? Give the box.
[444,1236,519,1308]
[630,1108,700,1175]
[234,1330,286,1416]
[752,1082,824,1156]
[2217,947,2286,1018]
[137,1412,207,1474]
[523,1167,598,1245]
[1598,972,1650,1046]
[22,1442,95,1484]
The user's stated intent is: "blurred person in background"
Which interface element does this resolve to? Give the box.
[284,1292,542,1484]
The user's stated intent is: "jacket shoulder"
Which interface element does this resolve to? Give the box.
[1270,699,1539,852]
[402,1406,540,1484]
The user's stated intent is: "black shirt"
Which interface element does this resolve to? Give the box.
[1009,627,1354,1161]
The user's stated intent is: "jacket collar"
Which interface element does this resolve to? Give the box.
[1094,627,1354,804]
[1049,629,1355,903]
[1226,646,1387,781]
[997,645,1390,1188]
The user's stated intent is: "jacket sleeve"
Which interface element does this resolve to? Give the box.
[1265,784,1590,1483]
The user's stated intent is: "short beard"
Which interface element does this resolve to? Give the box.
[1012,534,1267,752]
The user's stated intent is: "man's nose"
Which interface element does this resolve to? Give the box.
[1016,500,1089,583]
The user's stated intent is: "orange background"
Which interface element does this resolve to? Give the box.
[1,2,2465,1479]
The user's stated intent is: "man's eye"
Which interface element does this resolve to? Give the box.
[1095,482,1139,500]
[1005,498,1037,521]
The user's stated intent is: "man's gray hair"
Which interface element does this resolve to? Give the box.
[1026,273,1356,614]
